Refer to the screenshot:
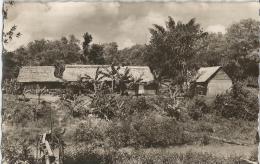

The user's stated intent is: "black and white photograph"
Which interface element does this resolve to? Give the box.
[2,1,259,163]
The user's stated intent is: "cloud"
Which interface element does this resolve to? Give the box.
[120,38,135,48]
[4,2,259,51]
[206,24,226,34]
[117,12,165,43]
[100,2,120,15]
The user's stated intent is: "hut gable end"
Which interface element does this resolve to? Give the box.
[195,66,233,97]
[211,69,231,81]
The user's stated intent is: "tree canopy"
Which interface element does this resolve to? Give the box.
[224,19,259,80]
[145,17,207,85]
[3,17,259,85]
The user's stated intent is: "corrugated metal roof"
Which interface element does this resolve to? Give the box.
[62,65,154,82]
[195,66,222,83]
[17,66,63,83]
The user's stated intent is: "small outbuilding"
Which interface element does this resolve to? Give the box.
[17,66,63,92]
[62,65,156,95]
[194,66,232,97]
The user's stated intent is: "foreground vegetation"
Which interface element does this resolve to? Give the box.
[64,147,253,164]
[2,81,258,163]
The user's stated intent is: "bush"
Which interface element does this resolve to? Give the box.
[198,122,214,133]
[64,144,111,164]
[73,111,191,149]
[74,119,109,145]
[213,83,258,120]
[186,97,209,121]
[115,96,152,118]
[244,76,258,88]
[201,134,210,145]
[249,149,258,162]
[148,96,187,120]
[90,93,118,120]
[188,108,202,121]
[90,94,154,120]
[106,111,190,148]
[2,137,36,164]
[2,100,34,126]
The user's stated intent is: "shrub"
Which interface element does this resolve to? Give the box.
[115,96,152,118]
[201,134,210,145]
[188,107,202,121]
[90,93,119,120]
[106,119,133,148]
[64,144,111,164]
[244,76,258,88]
[249,149,258,162]
[2,100,34,126]
[90,94,154,120]
[213,83,258,120]
[131,112,186,147]
[198,122,214,133]
[187,97,208,120]
[107,111,189,148]
[73,111,191,149]
[148,96,187,120]
[2,137,36,164]
[74,118,109,145]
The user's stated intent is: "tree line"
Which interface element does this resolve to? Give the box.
[3,17,259,86]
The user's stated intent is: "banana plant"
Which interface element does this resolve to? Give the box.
[99,65,143,95]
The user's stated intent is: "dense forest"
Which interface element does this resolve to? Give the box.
[3,17,259,86]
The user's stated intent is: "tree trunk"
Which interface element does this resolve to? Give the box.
[38,93,41,104]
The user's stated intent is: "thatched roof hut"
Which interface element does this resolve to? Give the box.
[62,65,154,83]
[194,66,232,97]
[195,66,222,83]
[17,66,62,83]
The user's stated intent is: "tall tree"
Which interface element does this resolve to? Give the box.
[117,44,147,66]
[88,44,105,64]
[145,17,207,87]
[81,32,93,64]
[224,18,259,80]
[2,51,19,79]
[195,33,227,67]
[103,42,118,64]
[3,36,81,80]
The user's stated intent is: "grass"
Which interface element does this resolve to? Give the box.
[64,145,253,164]
[181,114,257,144]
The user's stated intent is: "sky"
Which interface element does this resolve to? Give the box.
[4,2,259,50]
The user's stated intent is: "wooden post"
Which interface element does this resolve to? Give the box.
[36,136,39,161]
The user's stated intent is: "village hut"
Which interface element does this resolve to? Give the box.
[17,66,63,93]
[194,66,232,97]
[62,65,156,95]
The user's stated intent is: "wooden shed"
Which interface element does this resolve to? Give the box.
[62,65,156,95]
[17,66,63,92]
[194,66,232,97]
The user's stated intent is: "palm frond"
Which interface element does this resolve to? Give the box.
[153,24,166,34]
